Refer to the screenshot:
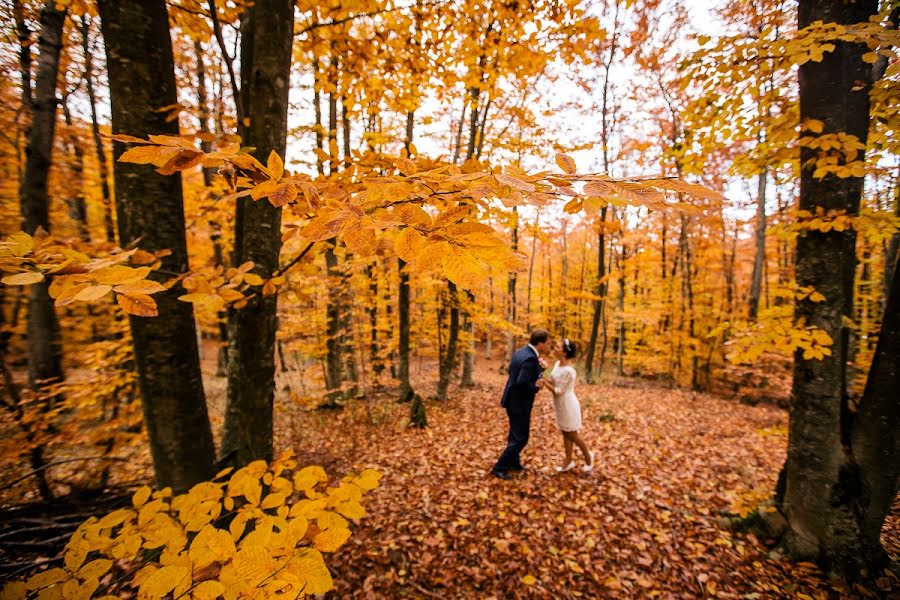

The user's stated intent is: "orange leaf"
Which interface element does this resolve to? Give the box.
[116,293,158,317]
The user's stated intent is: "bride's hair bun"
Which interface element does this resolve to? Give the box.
[562,338,577,358]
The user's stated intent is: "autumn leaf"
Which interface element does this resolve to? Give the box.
[555,153,577,174]
[116,293,158,317]
[1,271,44,285]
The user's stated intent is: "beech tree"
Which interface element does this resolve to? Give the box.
[98,0,216,491]
[775,0,897,576]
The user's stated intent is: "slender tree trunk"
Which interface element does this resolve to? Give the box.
[451,99,467,164]
[506,207,518,365]
[617,245,627,376]
[749,170,768,320]
[367,263,383,378]
[61,96,90,242]
[324,241,344,403]
[220,0,292,467]
[404,110,415,156]
[460,290,475,387]
[99,0,215,491]
[437,281,459,400]
[525,215,539,326]
[312,56,325,176]
[780,0,887,576]
[195,40,230,377]
[584,207,608,383]
[21,1,66,396]
[79,15,116,243]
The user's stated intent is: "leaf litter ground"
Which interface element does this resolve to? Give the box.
[277,361,899,599]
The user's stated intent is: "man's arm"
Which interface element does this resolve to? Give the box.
[513,356,541,395]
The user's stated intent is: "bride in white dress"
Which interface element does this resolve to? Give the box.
[540,339,594,472]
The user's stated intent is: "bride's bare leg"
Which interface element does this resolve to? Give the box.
[562,433,574,466]
[570,432,591,463]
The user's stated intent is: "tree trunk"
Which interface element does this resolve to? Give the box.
[748,169,768,320]
[220,0,292,467]
[61,96,90,243]
[367,263,383,378]
[324,241,344,404]
[781,0,882,576]
[98,0,215,491]
[850,251,900,569]
[21,0,66,396]
[79,15,116,243]
[397,259,414,400]
[883,176,899,306]
[617,245,627,376]
[583,206,608,384]
[506,207,518,365]
[312,56,324,176]
[460,290,475,387]
[437,281,459,400]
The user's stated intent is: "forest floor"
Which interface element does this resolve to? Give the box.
[240,357,898,599]
[2,353,897,597]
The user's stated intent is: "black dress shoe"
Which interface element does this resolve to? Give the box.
[510,465,526,472]
[492,470,512,480]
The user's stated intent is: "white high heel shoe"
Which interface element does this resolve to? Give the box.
[555,461,576,472]
[582,452,595,472]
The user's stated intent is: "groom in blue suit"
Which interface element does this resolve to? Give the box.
[492,329,552,479]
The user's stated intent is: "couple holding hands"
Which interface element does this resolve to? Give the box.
[492,329,594,480]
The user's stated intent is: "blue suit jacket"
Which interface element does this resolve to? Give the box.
[501,346,542,413]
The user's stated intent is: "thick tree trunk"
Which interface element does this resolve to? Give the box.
[220,0,292,466]
[584,206,608,384]
[781,0,881,576]
[398,258,414,401]
[79,15,115,243]
[851,254,900,568]
[21,1,66,395]
[437,281,459,400]
[884,177,899,306]
[748,170,768,320]
[99,0,215,491]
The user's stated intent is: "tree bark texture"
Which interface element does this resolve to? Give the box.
[437,281,459,400]
[748,170,768,320]
[221,0,293,466]
[398,258,413,401]
[584,207,608,383]
[783,0,882,575]
[21,1,66,394]
[99,0,215,491]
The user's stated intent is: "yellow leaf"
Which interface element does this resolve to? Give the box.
[313,522,350,552]
[395,227,426,263]
[191,581,226,600]
[189,524,236,569]
[284,549,333,595]
[77,559,112,582]
[1,582,26,600]
[232,545,277,585]
[495,172,535,192]
[243,273,265,286]
[117,293,158,317]
[269,182,298,207]
[555,153,577,174]
[26,568,69,591]
[92,265,151,285]
[352,469,381,491]
[118,145,181,166]
[2,271,44,285]
[137,565,190,600]
[294,466,328,491]
[73,284,112,302]
[267,150,284,180]
[113,280,166,296]
[522,574,537,585]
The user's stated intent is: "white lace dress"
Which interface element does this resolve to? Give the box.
[548,362,581,432]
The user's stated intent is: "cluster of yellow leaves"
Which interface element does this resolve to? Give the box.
[0,232,168,317]
[799,128,869,179]
[116,134,724,291]
[724,304,834,364]
[180,261,286,313]
[2,451,381,600]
